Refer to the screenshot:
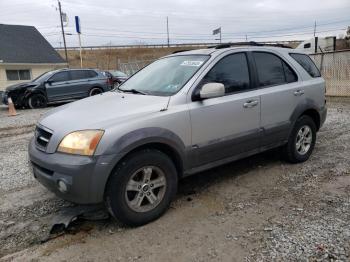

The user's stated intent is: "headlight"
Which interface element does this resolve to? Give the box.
[57,130,104,156]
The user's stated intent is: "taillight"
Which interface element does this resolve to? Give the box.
[107,78,113,85]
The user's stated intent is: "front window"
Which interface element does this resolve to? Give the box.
[118,55,209,96]
[49,71,70,83]
[200,53,251,94]
[32,71,55,82]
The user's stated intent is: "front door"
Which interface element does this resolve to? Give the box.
[45,71,71,101]
[68,70,92,98]
[188,52,261,167]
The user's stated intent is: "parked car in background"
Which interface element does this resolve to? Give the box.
[29,44,326,226]
[2,69,112,109]
[104,70,128,88]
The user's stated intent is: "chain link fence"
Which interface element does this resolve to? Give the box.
[311,50,350,97]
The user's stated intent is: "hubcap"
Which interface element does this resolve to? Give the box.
[295,125,312,155]
[125,166,167,213]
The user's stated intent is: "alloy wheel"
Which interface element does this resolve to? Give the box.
[125,166,167,213]
[295,125,312,155]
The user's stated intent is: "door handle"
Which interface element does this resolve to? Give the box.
[243,100,259,108]
[294,90,305,96]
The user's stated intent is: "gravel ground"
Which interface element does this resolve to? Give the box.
[0,100,349,261]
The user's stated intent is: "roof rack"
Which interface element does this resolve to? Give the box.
[209,41,292,49]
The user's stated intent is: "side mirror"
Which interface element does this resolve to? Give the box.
[199,83,225,100]
[46,80,52,85]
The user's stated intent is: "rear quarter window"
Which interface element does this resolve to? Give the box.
[290,53,321,78]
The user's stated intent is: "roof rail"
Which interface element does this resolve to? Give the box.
[209,41,292,49]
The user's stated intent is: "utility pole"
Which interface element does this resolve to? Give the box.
[58,0,68,66]
[313,20,317,37]
[245,34,248,42]
[75,16,83,68]
[166,16,170,47]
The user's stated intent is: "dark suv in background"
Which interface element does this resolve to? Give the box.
[2,69,112,109]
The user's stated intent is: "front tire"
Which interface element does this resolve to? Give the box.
[283,115,317,163]
[105,149,178,226]
[27,94,47,109]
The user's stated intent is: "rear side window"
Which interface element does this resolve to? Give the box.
[50,71,70,82]
[201,53,250,94]
[70,70,91,80]
[290,53,321,78]
[253,52,298,87]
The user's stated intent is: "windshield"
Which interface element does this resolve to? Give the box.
[111,71,128,77]
[118,55,209,96]
[32,71,56,82]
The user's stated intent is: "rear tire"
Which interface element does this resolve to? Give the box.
[283,115,316,163]
[89,87,103,96]
[28,94,47,109]
[105,149,178,226]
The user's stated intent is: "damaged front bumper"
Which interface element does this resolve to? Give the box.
[28,138,118,204]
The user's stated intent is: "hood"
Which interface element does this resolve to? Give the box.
[39,91,170,135]
[6,81,40,91]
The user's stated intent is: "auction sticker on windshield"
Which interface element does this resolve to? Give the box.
[180,61,204,67]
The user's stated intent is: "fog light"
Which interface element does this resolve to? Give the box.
[57,180,68,193]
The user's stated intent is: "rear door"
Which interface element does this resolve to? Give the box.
[252,51,302,149]
[45,71,71,101]
[68,70,93,98]
[188,52,261,167]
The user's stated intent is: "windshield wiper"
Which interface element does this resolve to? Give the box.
[119,89,147,95]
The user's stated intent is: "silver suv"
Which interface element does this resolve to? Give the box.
[29,44,327,226]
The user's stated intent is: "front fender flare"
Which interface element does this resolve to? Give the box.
[105,127,186,160]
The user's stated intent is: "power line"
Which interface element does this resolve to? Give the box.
[53,26,344,43]
[53,18,350,38]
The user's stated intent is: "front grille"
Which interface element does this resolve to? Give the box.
[35,126,52,149]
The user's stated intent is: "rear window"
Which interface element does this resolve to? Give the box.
[253,52,297,87]
[70,70,96,80]
[290,53,321,78]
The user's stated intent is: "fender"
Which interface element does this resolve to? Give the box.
[106,127,187,161]
[95,127,188,201]
[23,88,46,100]
[289,98,322,135]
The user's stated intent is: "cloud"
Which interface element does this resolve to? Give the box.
[0,0,349,47]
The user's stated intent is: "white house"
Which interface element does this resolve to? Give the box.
[0,24,66,91]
